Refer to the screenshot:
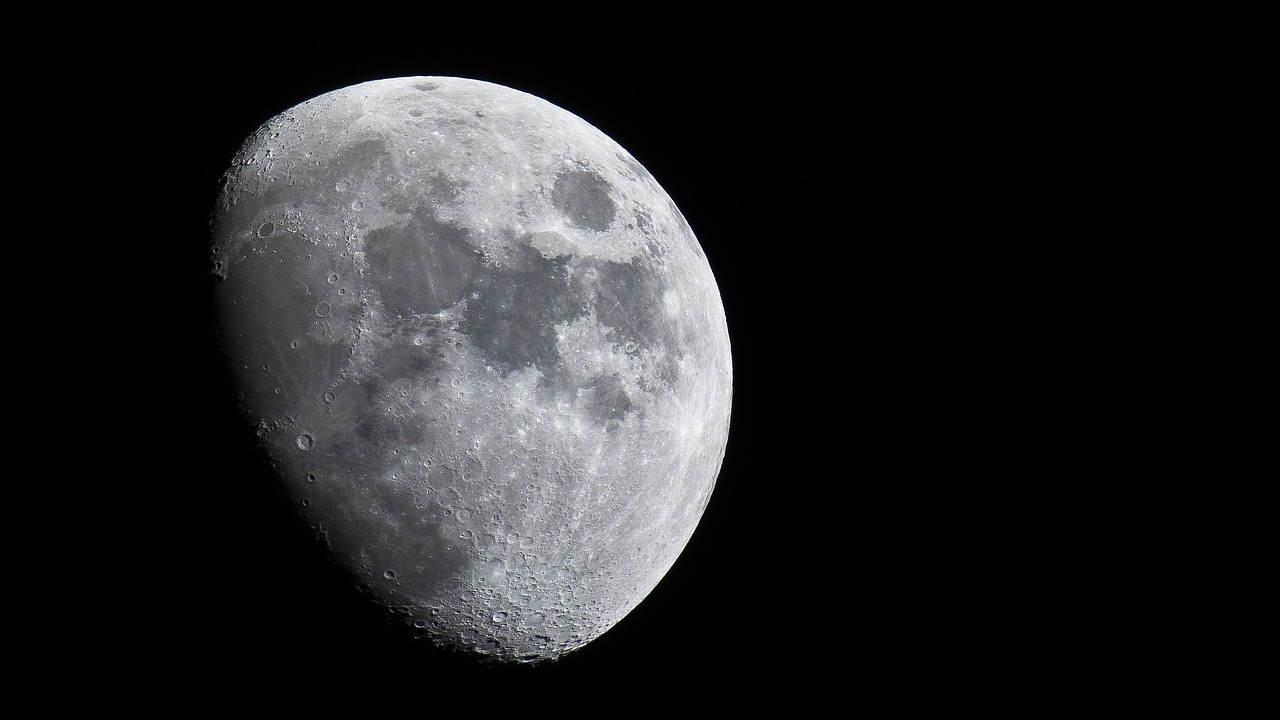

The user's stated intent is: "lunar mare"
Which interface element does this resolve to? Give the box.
[211,77,731,662]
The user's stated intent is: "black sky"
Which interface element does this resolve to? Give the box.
[98,11,877,701]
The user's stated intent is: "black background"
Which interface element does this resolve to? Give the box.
[35,8,1207,709]
[94,11,901,702]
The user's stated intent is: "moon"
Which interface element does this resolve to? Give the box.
[210,76,732,663]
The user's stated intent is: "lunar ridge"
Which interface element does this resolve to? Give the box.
[211,77,731,663]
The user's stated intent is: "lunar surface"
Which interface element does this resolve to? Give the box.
[210,76,732,663]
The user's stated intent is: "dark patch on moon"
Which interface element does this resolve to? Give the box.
[354,389,429,447]
[215,232,358,421]
[374,332,448,385]
[320,486,471,606]
[580,259,683,387]
[351,339,450,446]
[579,375,633,431]
[364,207,480,317]
[337,139,391,176]
[462,245,576,375]
[552,168,616,231]
[332,137,411,202]
[580,260,661,340]
[299,392,469,603]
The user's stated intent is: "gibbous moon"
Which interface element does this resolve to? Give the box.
[210,76,732,663]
